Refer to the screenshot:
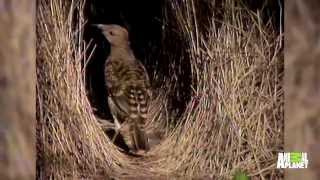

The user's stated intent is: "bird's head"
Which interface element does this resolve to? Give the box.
[95,24,130,47]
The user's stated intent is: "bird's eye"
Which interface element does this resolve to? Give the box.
[109,31,114,36]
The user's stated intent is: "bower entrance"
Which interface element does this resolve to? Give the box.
[83,0,192,152]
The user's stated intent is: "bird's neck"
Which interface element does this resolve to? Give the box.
[110,44,135,60]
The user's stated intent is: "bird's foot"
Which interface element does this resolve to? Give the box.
[132,149,148,156]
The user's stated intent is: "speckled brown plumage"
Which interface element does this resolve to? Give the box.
[97,24,150,152]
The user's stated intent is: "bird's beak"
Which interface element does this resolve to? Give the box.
[92,24,112,30]
[91,24,104,29]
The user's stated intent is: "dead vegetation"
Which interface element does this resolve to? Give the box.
[36,0,283,179]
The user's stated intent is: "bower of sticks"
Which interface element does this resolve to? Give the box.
[36,0,283,179]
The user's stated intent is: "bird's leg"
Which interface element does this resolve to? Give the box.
[96,116,115,130]
[111,115,121,143]
[96,116,122,143]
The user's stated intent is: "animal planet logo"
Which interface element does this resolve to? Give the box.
[277,152,308,168]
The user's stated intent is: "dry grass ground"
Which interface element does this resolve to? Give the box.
[36,0,283,179]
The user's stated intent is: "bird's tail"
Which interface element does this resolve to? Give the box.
[131,121,149,151]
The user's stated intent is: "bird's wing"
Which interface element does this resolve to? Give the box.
[105,58,151,118]
[135,60,152,98]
